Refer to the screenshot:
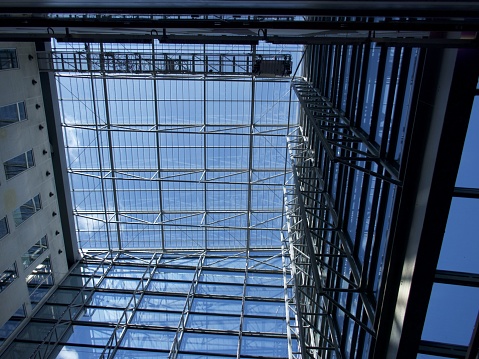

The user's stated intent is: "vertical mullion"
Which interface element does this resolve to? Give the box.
[152,41,166,250]
[203,45,208,250]
[87,53,112,251]
[100,43,122,250]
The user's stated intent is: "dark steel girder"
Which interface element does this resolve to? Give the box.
[2,17,479,32]
[3,1,479,17]
[372,46,479,359]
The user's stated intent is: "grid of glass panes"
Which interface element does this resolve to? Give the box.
[55,41,302,251]
[3,250,298,358]
[0,304,25,347]
[27,257,54,308]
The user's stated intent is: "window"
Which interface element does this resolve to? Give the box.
[0,303,25,345]
[22,235,48,269]
[0,263,17,293]
[13,194,41,227]
[0,216,8,239]
[27,257,54,308]
[4,149,34,179]
[0,102,26,128]
[0,49,18,70]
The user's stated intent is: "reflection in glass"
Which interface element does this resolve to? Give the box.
[180,333,238,355]
[120,329,175,350]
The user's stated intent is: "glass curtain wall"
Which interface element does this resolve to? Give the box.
[4,250,299,358]
[51,41,302,252]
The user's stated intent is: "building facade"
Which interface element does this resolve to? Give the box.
[0,42,71,344]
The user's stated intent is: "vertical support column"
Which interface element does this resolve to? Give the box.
[99,43,122,250]
[169,252,205,359]
[152,41,166,250]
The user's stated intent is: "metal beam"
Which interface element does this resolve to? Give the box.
[36,41,81,266]
[3,1,479,17]
[4,16,479,32]
[374,46,479,359]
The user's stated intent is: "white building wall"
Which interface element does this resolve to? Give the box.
[0,42,69,327]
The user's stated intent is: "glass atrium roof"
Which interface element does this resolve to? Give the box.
[53,41,303,251]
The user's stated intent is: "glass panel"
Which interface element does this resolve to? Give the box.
[153,268,196,281]
[0,49,18,70]
[200,270,245,284]
[247,272,283,286]
[120,329,175,350]
[60,275,96,288]
[34,304,70,320]
[139,295,186,311]
[0,216,8,239]
[0,103,18,126]
[59,325,114,346]
[2,342,38,358]
[147,280,192,293]
[456,96,479,187]
[4,150,34,179]
[18,321,55,341]
[0,263,17,292]
[180,333,238,355]
[115,349,169,359]
[196,283,244,297]
[13,194,41,227]
[77,308,126,323]
[0,303,25,344]
[22,235,48,268]
[422,283,479,345]
[53,345,106,359]
[99,278,140,291]
[191,298,242,315]
[243,317,287,334]
[131,310,181,326]
[240,336,288,357]
[245,285,283,299]
[27,257,53,286]
[244,300,285,317]
[438,197,479,273]
[88,292,134,309]
[187,314,240,331]
[71,263,108,276]
[27,257,54,307]
[107,265,149,278]
[203,257,246,269]
[18,102,26,120]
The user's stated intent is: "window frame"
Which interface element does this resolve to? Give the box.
[13,194,42,227]
[4,149,35,180]
[0,215,8,240]
[0,48,18,71]
[0,101,27,128]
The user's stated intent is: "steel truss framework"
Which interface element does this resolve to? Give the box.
[284,126,377,359]
[3,249,300,359]
[51,41,303,252]
[288,39,421,357]
[291,81,400,184]
[37,50,293,77]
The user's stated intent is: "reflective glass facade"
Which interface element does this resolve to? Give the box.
[5,250,298,358]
